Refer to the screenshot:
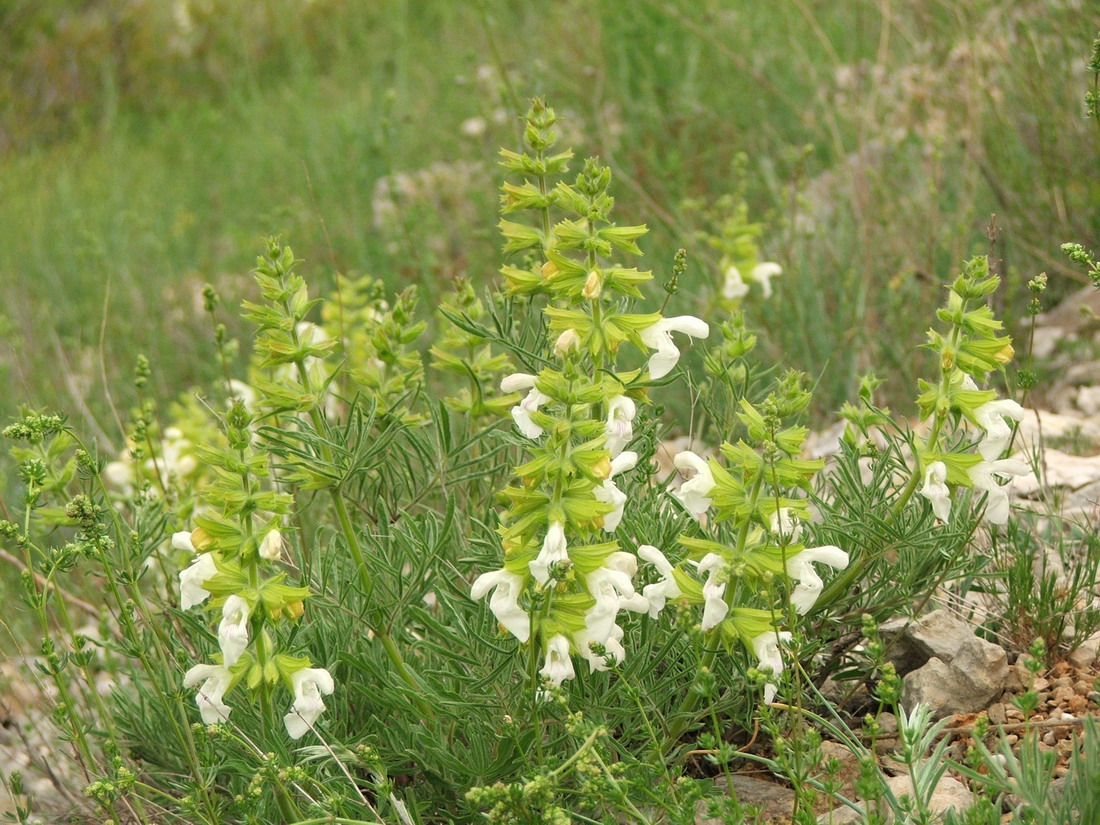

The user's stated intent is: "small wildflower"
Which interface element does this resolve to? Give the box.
[575,625,625,673]
[283,667,335,740]
[530,521,569,583]
[179,553,218,611]
[218,595,251,667]
[604,396,636,457]
[584,551,644,641]
[784,545,849,614]
[697,553,728,631]
[918,461,952,521]
[640,316,710,379]
[672,451,715,516]
[722,266,749,300]
[751,631,792,705]
[973,398,1025,460]
[969,458,1030,525]
[539,634,575,688]
[593,451,638,532]
[501,373,550,439]
[554,329,581,356]
[470,568,530,642]
[258,528,283,562]
[751,262,782,299]
[638,545,682,618]
[183,663,233,724]
[770,508,802,543]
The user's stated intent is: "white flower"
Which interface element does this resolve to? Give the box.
[639,316,710,380]
[529,521,569,583]
[752,631,792,704]
[751,262,782,299]
[722,266,750,300]
[179,553,218,611]
[973,399,1025,460]
[770,508,803,543]
[785,546,849,614]
[584,551,642,641]
[594,451,638,532]
[159,427,198,478]
[605,395,637,457]
[259,528,283,561]
[218,595,251,666]
[183,663,233,724]
[172,531,197,553]
[672,451,715,516]
[501,373,550,439]
[919,461,952,522]
[460,116,487,138]
[575,624,626,673]
[471,568,530,642]
[283,667,335,740]
[554,329,581,356]
[103,460,135,493]
[539,634,575,687]
[697,553,729,631]
[969,458,1031,525]
[638,545,682,618]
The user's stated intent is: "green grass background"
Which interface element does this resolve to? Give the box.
[1,0,1097,434]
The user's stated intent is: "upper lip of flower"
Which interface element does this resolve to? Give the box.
[639,315,710,380]
[471,568,530,642]
[671,450,715,516]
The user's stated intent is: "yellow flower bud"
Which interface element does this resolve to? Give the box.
[993,342,1015,364]
[592,456,612,480]
[190,527,214,552]
[554,329,581,356]
[540,260,558,279]
[285,600,305,620]
[582,269,603,299]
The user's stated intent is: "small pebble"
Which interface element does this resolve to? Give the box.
[987,703,1007,725]
[1052,686,1075,704]
[1006,707,1025,721]
[1052,676,1073,689]
[1043,731,1056,746]
[1004,734,1019,746]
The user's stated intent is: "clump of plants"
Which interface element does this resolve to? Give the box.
[1,96,1097,825]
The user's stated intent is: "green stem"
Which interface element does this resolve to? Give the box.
[814,298,967,615]
[286,320,432,718]
[77,436,221,824]
[663,470,767,751]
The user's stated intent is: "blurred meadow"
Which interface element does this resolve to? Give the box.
[2,0,1097,441]
[1,4,1100,822]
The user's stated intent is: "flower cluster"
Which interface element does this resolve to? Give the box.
[320,273,427,424]
[638,377,848,704]
[682,189,782,307]
[103,425,199,497]
[915,258,1031,526]
[177,248,336,739]
[471,100,709,690]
